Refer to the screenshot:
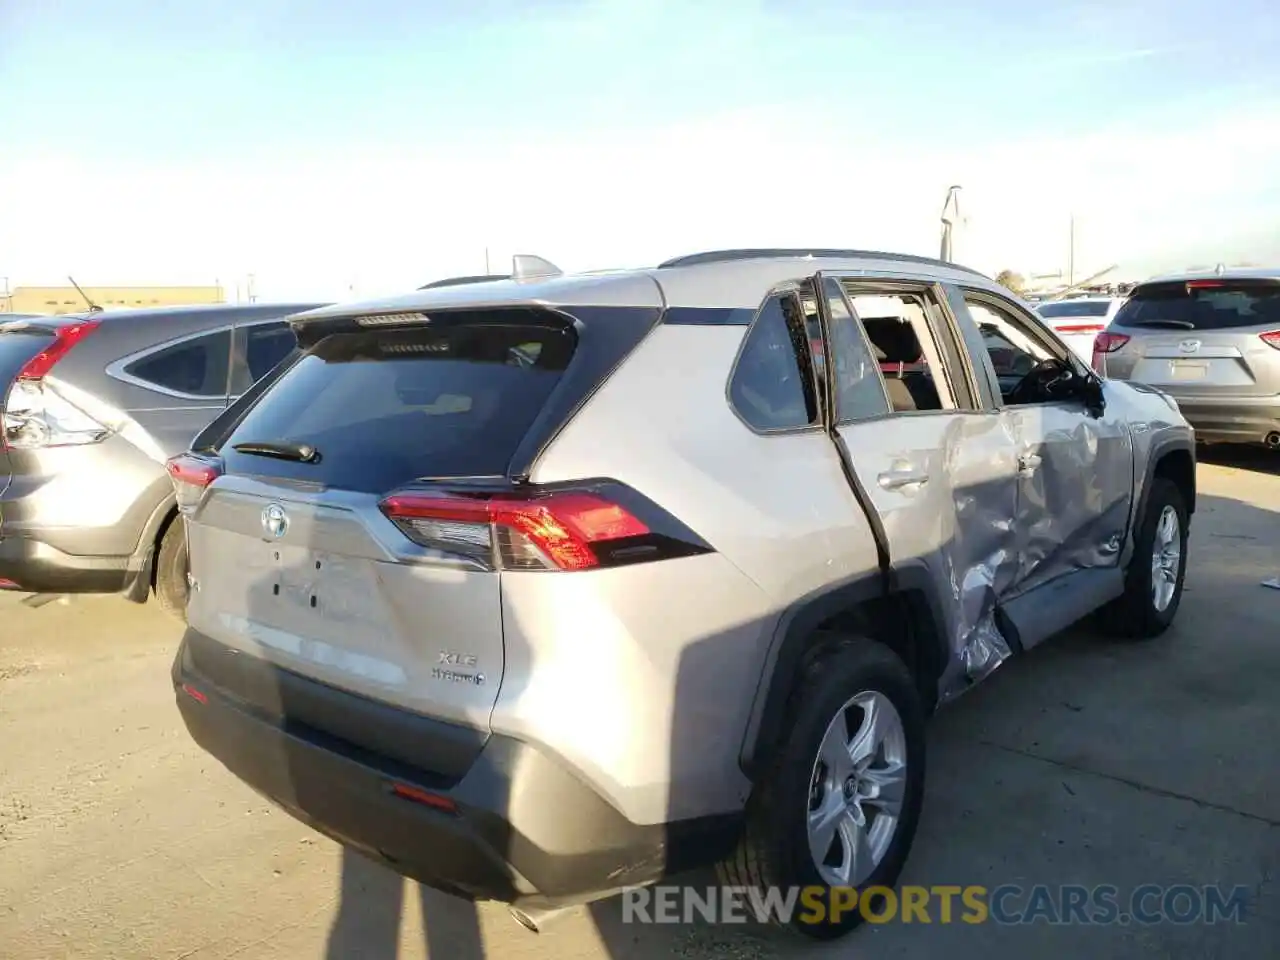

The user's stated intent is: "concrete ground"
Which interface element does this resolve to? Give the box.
[2,449,1278,959]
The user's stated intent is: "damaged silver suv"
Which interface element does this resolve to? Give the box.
[168,249,1195,940]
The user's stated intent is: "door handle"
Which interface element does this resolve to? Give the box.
[878,467,929,490]
[1018,453,1042,475]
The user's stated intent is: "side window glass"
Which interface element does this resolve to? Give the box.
[821,278,890,421]
[245,322,297,382]
[729,293,819,431]
[965,297,1061,405]
[843,288,951,413]
[125,330,231,398]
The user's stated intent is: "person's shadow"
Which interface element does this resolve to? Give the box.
[325,851,484,959]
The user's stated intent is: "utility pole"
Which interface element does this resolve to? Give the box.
[940,186,962,262]
[1067,214,1075,288]
[485,248,491,274]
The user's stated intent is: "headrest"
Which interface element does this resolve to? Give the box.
[862,317,921,364]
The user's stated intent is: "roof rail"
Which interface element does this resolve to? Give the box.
[657,248,988,278]
[418,274,510,290]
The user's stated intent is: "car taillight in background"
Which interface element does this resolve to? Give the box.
[1261,330,1280,350]
[166,453,224,514]
[379,485,710,572]
[1,320,108,451]
[1091,331,1130,373]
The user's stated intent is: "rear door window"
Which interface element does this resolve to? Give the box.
[1114,280,1280,331]
[125,330,232,398]
[220,320,577,492]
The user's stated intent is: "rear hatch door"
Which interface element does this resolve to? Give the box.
[1108,278,1280,397]
[184,313,584,731]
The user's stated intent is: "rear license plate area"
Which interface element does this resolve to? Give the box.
[1169,360,1208,380]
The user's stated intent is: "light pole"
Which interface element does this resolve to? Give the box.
[940,185,962,262]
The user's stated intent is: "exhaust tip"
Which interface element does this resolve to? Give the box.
[509,908,541,934]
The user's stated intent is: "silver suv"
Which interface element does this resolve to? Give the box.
[1094,269,1280,448]
[0,303,320,610]
[169,250,1195,940]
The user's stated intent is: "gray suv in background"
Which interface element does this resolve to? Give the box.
[1094,269,1280,448]
[0,302,322,612]
[169,250,1194,940]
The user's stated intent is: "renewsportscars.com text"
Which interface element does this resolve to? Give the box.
[621,883,1252,926]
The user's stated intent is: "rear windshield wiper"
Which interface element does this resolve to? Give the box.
[231,440,321,463]
[1128,319,1196,329]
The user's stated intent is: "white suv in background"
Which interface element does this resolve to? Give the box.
[1035,297,1125,362]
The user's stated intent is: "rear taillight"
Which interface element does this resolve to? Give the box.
[378,486,707,572]
[166,453,224,514]
[1091,331,1130,373]
[1,320,108,451]
[1261,330,1280,350]
[16,320,102,381]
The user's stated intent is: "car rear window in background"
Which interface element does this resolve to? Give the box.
[1037,300,1111,318]
[126,330,232,397]
[1114,280,1280,331]
[220,320,577,492]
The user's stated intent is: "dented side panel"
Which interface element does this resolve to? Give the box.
[1004,400,1135,595]
[834,411,1022,698]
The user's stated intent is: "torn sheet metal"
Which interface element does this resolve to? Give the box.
[932,413,1021,703]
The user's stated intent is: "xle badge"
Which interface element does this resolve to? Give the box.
[432,651,484,686]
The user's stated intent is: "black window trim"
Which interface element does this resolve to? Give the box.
[105,323,236,403]
[724,284,828,437]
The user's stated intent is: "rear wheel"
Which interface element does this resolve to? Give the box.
[154,518,189,622]
[1097,477,1187,638]
[720,635,926,939]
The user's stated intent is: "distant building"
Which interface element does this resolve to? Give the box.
[1,284,225,315]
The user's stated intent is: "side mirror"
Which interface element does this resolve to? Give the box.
[1042,358,1105,412]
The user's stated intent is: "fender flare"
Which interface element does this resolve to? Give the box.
[738,561,950,778]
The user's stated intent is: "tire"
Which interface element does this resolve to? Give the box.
[1097,476,1188,639]
[719,634,927,940]
[153,517,190,622]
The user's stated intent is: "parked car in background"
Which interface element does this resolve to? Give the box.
[168,248,1193,941]
[0,302,323,612]
[1094,269,1280,449]
[1034,296,1124,362]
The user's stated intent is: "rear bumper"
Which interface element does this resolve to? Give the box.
[1169,395,1280,445]
[0,535,131,593]
[172,629,741,907]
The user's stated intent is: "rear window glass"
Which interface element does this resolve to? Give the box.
[1114,281,1280,331]
[1037,300,1110,318]
[220,321,576,492]
[126,330,232,397]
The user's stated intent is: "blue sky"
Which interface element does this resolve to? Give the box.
[3,1,1279,298]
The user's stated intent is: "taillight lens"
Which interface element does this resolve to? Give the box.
[1091,331,1130,373]
[1261,330,1280,350]
[16,320,102,381]
[379,490,651,572]
[1,320,108,451]
[166,453,224,514]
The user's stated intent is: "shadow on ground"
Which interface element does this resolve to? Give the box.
[315,490,1279,960]
[1197,443,1279,476]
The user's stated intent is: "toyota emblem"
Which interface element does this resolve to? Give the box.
[1178,339,1201,354]
[262,503,289,540]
